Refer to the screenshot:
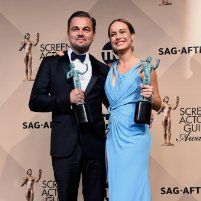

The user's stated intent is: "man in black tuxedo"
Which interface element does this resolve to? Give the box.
[29,11,109,201]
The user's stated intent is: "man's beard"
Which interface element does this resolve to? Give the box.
[71,36,92,54]
[73,44,90,54]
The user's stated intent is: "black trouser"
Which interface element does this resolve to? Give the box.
[52,143,106,201]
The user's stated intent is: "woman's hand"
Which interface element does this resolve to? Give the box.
[57,51,65,56]
[140,83,153,99]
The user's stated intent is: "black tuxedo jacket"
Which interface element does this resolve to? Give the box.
[29,51,109,159]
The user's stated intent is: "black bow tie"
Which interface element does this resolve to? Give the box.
[71,52,86,63]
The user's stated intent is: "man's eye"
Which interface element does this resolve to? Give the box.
[84,28,90,32]
[72,28,79,31]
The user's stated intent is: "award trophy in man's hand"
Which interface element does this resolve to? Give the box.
[66,63,92,124]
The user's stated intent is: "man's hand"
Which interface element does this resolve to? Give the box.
[70,89,85,104]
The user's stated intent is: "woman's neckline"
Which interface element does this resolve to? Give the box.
[115,60,142,75]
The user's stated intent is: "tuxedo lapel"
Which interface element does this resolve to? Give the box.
[85,55,99,96]
[85,76,98,96]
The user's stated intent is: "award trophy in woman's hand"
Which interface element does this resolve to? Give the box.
[134,56,160,124]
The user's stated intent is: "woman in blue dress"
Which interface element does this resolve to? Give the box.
[105,19,162,201]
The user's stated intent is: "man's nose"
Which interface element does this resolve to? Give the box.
[78,29,84,35]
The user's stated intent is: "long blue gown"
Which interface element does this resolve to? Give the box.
[105,61,151,201]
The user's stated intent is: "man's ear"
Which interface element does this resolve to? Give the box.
[92,33,96,41]
[67,29,70,39]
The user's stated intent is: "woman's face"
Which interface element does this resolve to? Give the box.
[109,21,134,53]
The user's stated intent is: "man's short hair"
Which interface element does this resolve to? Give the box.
[67,11,96,33]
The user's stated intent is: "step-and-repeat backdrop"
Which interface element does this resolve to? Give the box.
[1,0,201,200]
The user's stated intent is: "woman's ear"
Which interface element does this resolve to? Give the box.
[131,34,134,42]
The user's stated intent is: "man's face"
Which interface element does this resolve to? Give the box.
[68,17,95,54]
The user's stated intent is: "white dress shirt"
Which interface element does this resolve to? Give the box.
[68,48,92,91]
